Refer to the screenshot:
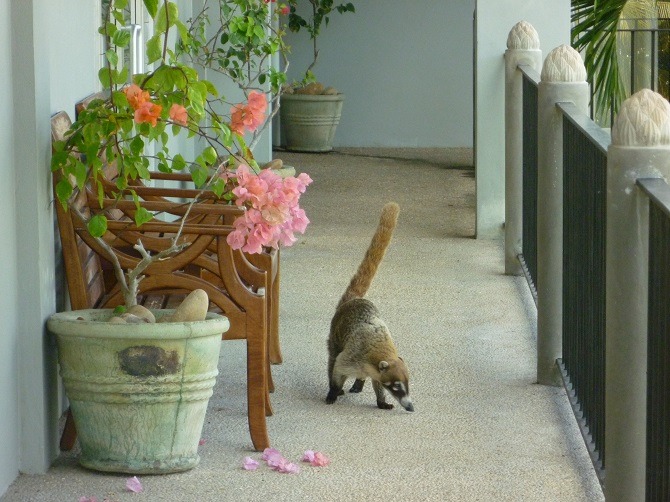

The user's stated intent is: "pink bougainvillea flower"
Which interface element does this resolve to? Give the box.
[124,84,150,110]
[242,456,260,471]
[226,164,312,253]
[198,438,206,446]
[169,103,188,126]
[230,91,267,135]
[279,4,290,15]
[125,476,143,493]
[79,497,98,502]
[304,451,330,467]
[134,101,162,127]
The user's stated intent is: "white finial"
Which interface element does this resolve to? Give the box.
[540,45,587,83]
[506,21,540,50]
[611,89,670,146]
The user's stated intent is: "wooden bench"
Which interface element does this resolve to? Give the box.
[52,110,273,451]
[74,92,284,366]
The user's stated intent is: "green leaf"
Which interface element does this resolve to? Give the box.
[74,159,88,189]
[98,67,112,88]
[105,49,119,67]
[112,29,131,48]
[156,2,179,32]
[190,164,208,187]
[55,179,73,208]
[143,0,158,18]
[202,146,218,165]
[113,305,127,315]
[130,136,145,155]
[88,214,108,238]
[134,206,153,227]
[146,34,162,64]
[172,154,186,171]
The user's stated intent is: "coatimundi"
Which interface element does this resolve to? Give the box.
[326,202,414,412]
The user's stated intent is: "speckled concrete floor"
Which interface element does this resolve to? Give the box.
[1,148,603,502]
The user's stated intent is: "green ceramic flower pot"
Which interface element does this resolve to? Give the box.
[280,93,344,152]
[47,309,229,474]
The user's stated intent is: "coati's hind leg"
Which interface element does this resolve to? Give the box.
[372,380,394,410]
[349,379,365,393]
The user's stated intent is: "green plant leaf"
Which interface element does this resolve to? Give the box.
[112,29,131,48]
[146,34,163,64]
[202,146,217,165]
[190,163,208,187]
[55,179,73,208]
[98,67,112,88]
[143,0,158,18]
[113,305,127,314]
[134,206,153,227]
[172,153,186,171]
[88,214,108,238]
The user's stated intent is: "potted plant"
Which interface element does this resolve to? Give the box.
[49,0,311,473]
[280,0,355,152]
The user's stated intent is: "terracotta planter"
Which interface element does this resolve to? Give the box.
[280,93,344,152]
[47,309,228,474]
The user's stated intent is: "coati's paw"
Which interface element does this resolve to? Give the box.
[349,379,365,393]
[326,388,344,404]
[377,401,394,410]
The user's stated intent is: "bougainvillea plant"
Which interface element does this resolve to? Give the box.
[181,0,292,153]
[51,0,311,306]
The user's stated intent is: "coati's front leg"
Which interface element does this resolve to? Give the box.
[326,356,346,404]
[349,379,365,393]
[372,380,394,410]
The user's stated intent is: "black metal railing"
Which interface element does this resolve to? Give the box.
[520,66,540,302]
[556,103,610,487]
[618,19,670,102]
[637,178,670,502]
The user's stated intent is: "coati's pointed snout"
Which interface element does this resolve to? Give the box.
[402,400,414,412]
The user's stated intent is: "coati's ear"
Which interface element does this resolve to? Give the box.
[379,361,389,372]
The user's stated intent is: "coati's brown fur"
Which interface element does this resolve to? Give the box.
[326,202,413,411]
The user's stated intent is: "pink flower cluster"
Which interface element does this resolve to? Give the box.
[230,91,267,135]
[227,164,312,254]
[242,448,330,474]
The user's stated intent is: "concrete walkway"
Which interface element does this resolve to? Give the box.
[2,148,603,501]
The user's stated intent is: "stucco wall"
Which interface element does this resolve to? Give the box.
[281,0,475,148]
[473,0,571,238]
[0,0,20,494]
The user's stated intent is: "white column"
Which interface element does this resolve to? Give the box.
[504,21,542,275]
[536,45,588,386]
[605,89,670,502]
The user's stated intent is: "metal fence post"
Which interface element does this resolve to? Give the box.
[605,89,670,502]
[536,45,589,386]
[504,21,542,276]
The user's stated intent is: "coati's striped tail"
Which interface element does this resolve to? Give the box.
[337,202,400,308]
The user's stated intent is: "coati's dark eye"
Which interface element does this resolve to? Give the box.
[392,382,402,391]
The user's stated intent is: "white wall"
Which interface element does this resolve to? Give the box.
[0,0,20,494]
[474,0,571,238]
[282,0,475,148]
[0,1,101,495]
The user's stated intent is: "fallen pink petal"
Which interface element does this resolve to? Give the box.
[198,439,206,446]
[242,457,260,471]
[125,476,143,493]
[79,497,98,502]
[303,450,330,466]
[275,460,300,474]
[261,447,281,461]
[310,452,330,467]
